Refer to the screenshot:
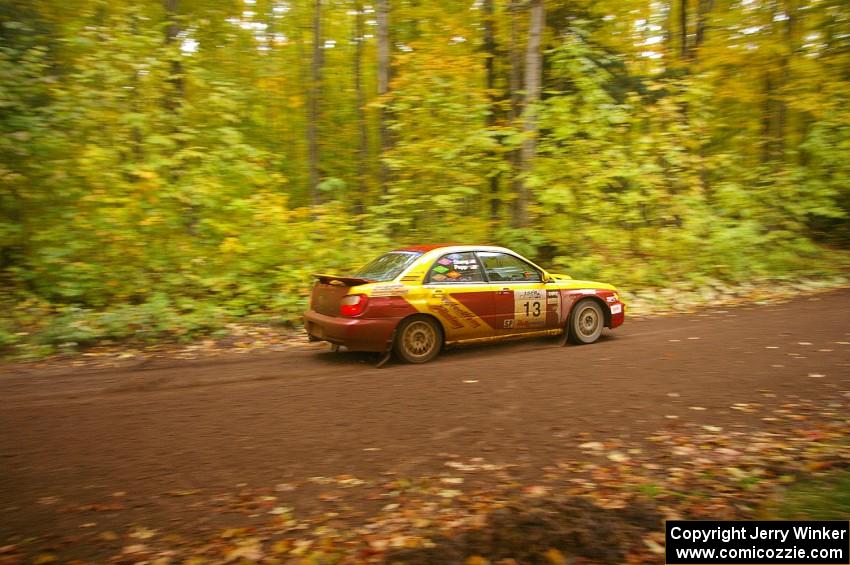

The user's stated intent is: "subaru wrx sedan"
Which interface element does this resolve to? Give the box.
[303,245,624,363]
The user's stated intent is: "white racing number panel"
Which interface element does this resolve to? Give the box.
[514,289,547,329]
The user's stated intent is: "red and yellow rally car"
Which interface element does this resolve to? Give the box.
[303,245,624,363]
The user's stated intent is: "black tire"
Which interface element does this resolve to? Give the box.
[393,316,443,363]
[568,299,604,345]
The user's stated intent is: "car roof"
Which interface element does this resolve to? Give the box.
[388,245,548,280]
[393,244,454,253]
[392,244,508,254]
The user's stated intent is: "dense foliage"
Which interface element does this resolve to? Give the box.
[1,0,849,354]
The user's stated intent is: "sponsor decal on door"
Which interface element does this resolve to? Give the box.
[515,289,547,328]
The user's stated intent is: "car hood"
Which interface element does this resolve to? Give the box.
[550,274,617,292]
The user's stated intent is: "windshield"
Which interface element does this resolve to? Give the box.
[354,251,422,281]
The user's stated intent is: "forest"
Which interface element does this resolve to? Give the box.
[1,0,849,355]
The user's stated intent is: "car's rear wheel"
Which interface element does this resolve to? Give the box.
[569,299,604,344]
[394,316,442,363]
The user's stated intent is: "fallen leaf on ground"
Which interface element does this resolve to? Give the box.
[545,548,568,564]
[578,441,604,451]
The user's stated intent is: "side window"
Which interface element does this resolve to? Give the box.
[477,252,542,283]
[427,252,484,283]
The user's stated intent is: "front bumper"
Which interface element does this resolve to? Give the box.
[303,310,400,352]
[608,301,625,329]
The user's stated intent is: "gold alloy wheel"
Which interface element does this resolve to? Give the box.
[569,299,604,344]
[577,304,600,338]
[401,320,438,359]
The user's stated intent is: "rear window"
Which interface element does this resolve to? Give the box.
[354,251,422,281]
[427,252,484,283]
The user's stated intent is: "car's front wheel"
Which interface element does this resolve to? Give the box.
[569,299,604,344]
[394,316,443,363]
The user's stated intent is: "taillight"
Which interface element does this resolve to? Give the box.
[340,294,368,317]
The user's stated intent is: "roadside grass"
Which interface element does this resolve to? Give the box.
[1,271,848,363]
[763,470,850,520]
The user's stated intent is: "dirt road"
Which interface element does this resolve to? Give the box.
[2,290,849,554]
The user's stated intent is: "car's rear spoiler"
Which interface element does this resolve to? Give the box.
[312,273,375,286]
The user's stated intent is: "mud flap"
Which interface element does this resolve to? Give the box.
[375,328,396,368]
[560,325,570,346]
[375,351,392,369]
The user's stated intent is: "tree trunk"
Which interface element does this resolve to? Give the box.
[661,1,673,69]
[353,0,367,216]
[692,0,713,198]
[761,0,794,164]
[163,0,184,109]
[692,0,713,58]
[761,72,776,163]
[308,0,323,206]
[128,12,143,162]
[163,0,196,233]
[508,0,523,226]
[508,0,523,125]
[376,0,391,194]
[483,0,500,221]
[777,0,799,160]
[514,0,543,229]
[679,0,688,61]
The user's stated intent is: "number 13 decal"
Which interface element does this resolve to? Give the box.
[514,289,547,328]
[523,301,542,317]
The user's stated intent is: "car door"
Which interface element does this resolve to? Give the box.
[420,251,494,342]
[475,251,560,334]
